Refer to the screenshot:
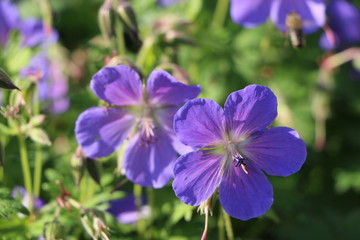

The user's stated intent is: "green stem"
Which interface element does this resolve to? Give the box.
[211,0,230,29]
[18,135,33,213]
[114,18,126,55]
[222,208,234,240]
[135,36,155,70]
[33,85,42,197]
[134,184,146,237]
[38,0,53,29]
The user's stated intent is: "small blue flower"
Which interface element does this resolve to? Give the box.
[157,0,186,7]
[0,0,20,47]
[20,18,58,48]
[172,85,307,220]
[21,53,69,114]
[11,186,45,210]
[230,0,326,34]
[107,193,150,224]
[75,65,200,188]
[319,0,360,50]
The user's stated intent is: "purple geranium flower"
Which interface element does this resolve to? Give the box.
[107,193,150,224]
[0,0,20,47]
[230,0,326,34]
[21,53,69,114]
[11,186,45,210]
[319,0,360,51]
[75,65,200,188]
[20,18,58,48]
[172,85,307,220]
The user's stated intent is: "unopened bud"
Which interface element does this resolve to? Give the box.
[81,208,110,240]
[85,158,102,186]
[71,147,86,185]
[98,0,114,42]
[44,219,66,240]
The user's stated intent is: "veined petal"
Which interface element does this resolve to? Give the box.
[271,0,326,34]
[173,150,224,206]
[75,107,136,158]
[243,127,307,176]
[91,65,143,106]
[174,98,225,149]
[230,0,272,28]
[219,163,273,220]
[146,69,201,106]
[154,107,194,154]
[124,128,177,188]
[224,85,277,139]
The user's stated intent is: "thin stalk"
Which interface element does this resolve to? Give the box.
[135,36,156,70]
[201,210,209,240]
[18,134,33,212]
[134,184,146,237]
[114,18,126,55]
[211,0,230,29]
[33,85,42,197]
[222,208,234,240]
[37,0,53,30]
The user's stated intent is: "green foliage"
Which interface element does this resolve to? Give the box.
[0,189,29,218]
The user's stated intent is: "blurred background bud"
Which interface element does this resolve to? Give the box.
[43,219,66,240]
[98,0,114,43]
[71,147,86,185]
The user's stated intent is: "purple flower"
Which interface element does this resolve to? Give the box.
[11,186,45,210]
[319,0,360,50]
[157,0,186,7]
[172,85,307,220]
[107,193,150,224]
[75,65,200,188]
[20,18,58,48]
[21,53,69,114]
[230,0,326,34]
[0,0,20,47]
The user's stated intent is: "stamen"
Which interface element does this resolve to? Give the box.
[233,155,249,175]
[139,117,157,146]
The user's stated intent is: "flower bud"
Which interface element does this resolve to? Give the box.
[98,0,114,43]
[85,157,102,186]
[44,219,66,240]
[71,147,86,185]
[115,0,142,52]
[81,208,110,239]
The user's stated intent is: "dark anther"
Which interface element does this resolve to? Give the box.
[234,156,246,167]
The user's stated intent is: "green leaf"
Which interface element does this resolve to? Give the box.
[0,198,29,218]
[0,69,20,90]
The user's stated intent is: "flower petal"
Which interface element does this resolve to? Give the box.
[270,0,326,34]
[173,150,224,206]
[224,85,277,139]
[174,98,225,149]
[230,0,272,28]
[146,69,201,106]
[124,128,177,188]
[219,163,273,220]
[91,65,143,106]
[243,127,307,176]
[0,0,20,46]
[75,107,136,158]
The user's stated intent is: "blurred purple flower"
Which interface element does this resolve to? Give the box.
[157,0,185,7]
[0,0,20,47]
[20,18,58,48]
[11,186,45,210]
[107,193,150,224]
[172,85,307,220]
[75,65,200,188]
[21,53,69,114]
[320,0,360,50]
[230,0,326,34]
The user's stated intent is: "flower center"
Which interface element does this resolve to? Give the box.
[139,116,157,146]
[226,142,249,175]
